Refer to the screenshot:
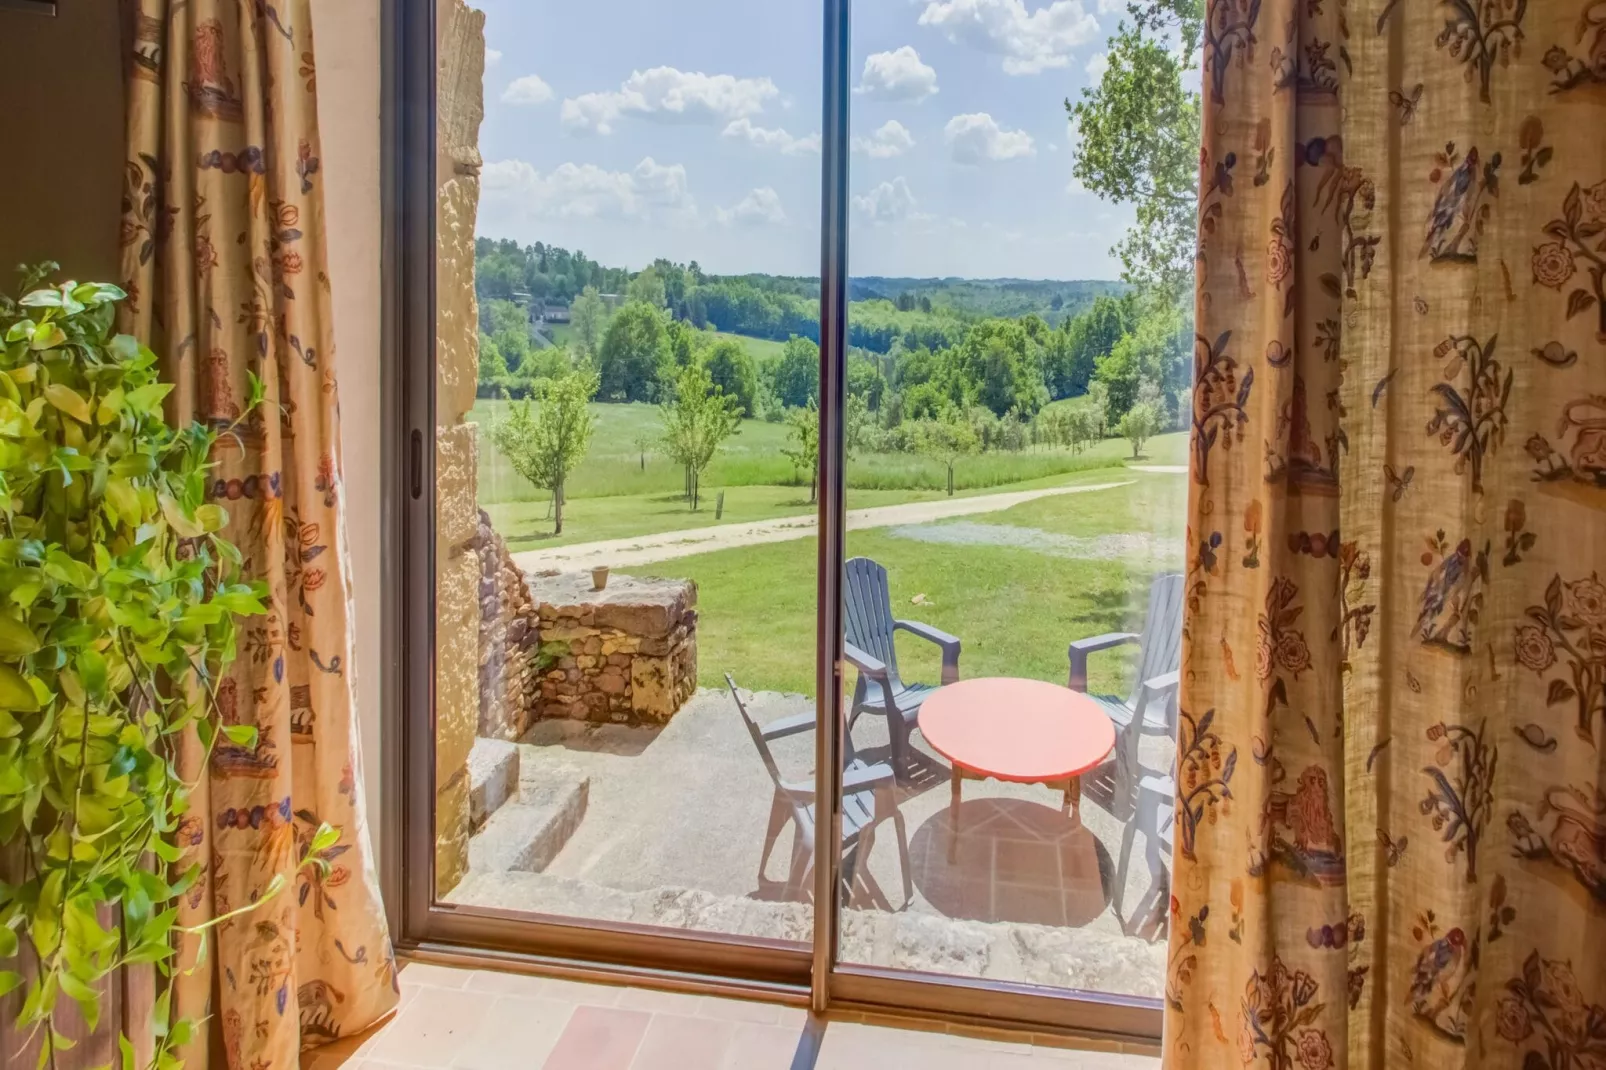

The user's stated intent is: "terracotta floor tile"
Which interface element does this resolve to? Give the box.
[629,1013,735,1069]
[522,975,625,1006]
[463,969,559,997]
[720,1023,818,1070]
[365,986,494,1068]
[616,986,707,1015]
[451,995,575,1069]
[693,994,785,1025]
[541,1005,651,1070]
[397,962,474,990]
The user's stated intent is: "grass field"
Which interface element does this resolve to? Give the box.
[711,331,788,363]
[620,475,1187,697]
[472,397,1185,542]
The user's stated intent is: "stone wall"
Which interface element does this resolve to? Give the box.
[475,510,541,741]
[529,573,699,726]
[433,0,486,897]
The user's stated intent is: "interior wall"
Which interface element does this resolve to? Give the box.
[314,0,386,866]
[0,4,124,282]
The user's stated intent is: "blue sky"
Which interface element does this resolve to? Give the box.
[474,0,1133,281]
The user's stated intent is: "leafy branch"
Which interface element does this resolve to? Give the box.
[0,268,339,1069]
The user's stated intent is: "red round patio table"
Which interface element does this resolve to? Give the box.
[919,677,1116,860]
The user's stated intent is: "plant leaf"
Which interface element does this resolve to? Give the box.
[44,383,94,423]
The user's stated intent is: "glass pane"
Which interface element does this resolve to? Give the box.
[836,2,1190,999]
[432,0,822,947]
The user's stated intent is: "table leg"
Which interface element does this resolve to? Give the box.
[1063,776,1082,825]
[948,766,963,863]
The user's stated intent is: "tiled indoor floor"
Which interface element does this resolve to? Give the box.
[305,961,1161,1069]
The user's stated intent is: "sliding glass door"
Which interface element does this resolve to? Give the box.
[394,0,1173,1037]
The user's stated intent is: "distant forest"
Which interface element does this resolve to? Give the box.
[472,238,1126,355]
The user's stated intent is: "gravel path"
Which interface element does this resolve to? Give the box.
[510,480,1136,572]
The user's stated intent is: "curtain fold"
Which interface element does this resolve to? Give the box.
[1172,0,1606,1065]
[118,2,398,1066]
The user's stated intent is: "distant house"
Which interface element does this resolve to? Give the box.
[543,304,571,324]
[598,293,624,312]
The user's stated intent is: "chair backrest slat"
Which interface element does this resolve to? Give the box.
[726,673,787,789]
[845,557,900,686]
[1129,573,1185,713]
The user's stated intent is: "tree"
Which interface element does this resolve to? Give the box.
[478,332,509,387]
[570,286,608,360]
[1087,380,1111,437]
[847,354,887,410]
[1095,298,1190,422]
[772,335,821,408]
[627,265,667,308]
[1047,295,1134,399]
[659,362,743,511]
[1118,394,1161,459]
[597,301,668,402]
[702,338,758,416]
[1067,0,1203,297]
[917,409,980,496]
[488,369,599,534]
[782,398,821,503]
[953,320,1048,417]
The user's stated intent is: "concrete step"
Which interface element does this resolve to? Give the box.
[468,737,521,830]
[467,767,589,874]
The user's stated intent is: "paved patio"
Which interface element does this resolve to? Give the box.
[446,686,1173,998]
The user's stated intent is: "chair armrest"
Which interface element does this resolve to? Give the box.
[1139,669,1180,701]
[760,711,818,742]
[1131,669,1180,728]
[895,619,962,684]
[844,641,890,681]
[842,762,896,793]
[1066,632,1139,692]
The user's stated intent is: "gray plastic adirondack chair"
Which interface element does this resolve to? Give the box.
[1113,772,1174,939]
[843,557,961,782]
[725,674,912,909]
[1067,572,1183,821]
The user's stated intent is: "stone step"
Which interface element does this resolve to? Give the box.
[468,737,520,830]
[467,768,589,874]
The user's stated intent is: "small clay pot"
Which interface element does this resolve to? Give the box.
[591,566,610,591]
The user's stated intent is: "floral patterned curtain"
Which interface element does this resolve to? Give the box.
[118,2,398,1067]
[1172,0,1606,1065]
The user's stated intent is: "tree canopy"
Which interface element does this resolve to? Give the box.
[1068,0,1203,298]
[597,301,669,402]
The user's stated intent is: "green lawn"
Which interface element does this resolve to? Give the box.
[711,330,788,363]
[622,477,1185,697]
[488,466,1150,550]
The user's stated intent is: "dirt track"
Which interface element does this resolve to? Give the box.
[510,480,1137,573]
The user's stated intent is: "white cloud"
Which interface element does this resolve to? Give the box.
[853,119,917,158]
[918,0,1101,75]
[501,74,554,105]
[853,47,939,101]
[944,113,1036,164]
[561,67,779,135]
[721,118,821,156]
[853,177,919,223]
[717,187,788,227]
[1096,0,1126,14]
[481,156,697,222]
[1085,50,1109,78]
[485,48,503,68]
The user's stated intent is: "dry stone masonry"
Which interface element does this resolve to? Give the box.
[528,572,699,726]
[475,510,541,741]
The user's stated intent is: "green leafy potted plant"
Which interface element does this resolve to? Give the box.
[0,266,333,1067]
